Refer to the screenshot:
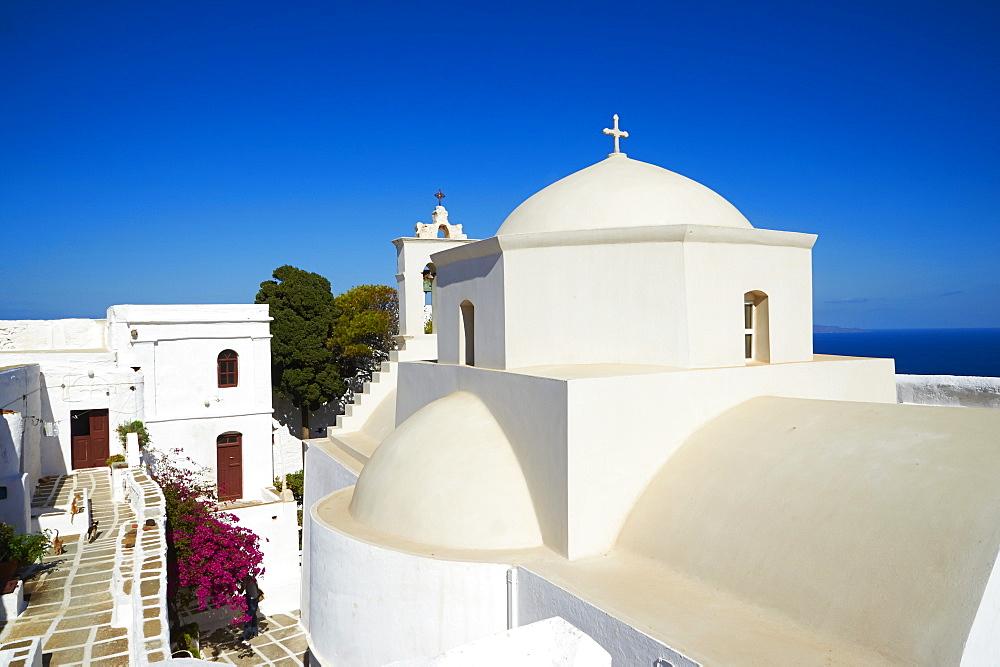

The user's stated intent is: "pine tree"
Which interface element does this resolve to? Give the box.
[256,265,344,439]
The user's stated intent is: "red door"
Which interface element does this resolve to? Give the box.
[216,433,243,501]
[72,435,91,470]
[90,412,110,465]
[71,409,109,469]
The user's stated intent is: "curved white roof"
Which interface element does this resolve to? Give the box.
[349,391,543,551]
[616,397,1000,664]
[496,154,752,236]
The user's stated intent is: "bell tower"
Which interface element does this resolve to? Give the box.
[392,194,476,360]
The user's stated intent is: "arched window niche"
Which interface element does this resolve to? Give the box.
[743,291,770,364]
[459,300,475,366]
[437,224,451,238]
[218,350,238,387]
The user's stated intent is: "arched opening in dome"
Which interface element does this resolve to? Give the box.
[744,291,770,364]
[459,300,475,366]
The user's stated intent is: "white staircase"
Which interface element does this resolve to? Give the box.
[333,359,398,432]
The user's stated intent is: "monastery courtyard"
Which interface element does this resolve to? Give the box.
[0,469,308,665]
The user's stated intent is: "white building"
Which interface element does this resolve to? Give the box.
[302,122,1000,665]
[0,304,302,617]
[0,304,277,499]
[0,364,42,533]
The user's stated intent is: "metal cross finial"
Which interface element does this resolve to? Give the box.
[603,114,629,156]
[434,189,446,206]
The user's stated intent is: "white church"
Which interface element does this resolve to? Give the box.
[302,118,1000,665]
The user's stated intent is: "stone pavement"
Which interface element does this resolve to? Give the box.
[0,469,136,665]
[200,611,310,665]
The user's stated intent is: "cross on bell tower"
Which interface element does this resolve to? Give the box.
[603,114,628,157]
[434,189,446,206]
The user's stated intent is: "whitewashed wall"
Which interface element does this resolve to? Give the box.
[0,364,39,532]
[517,569,696,667]
[301,439,359,630]
[393,236,475,338]
[107,305,272,501]
[394,354,895,560]
[431,227,815,371]
[0,305,274,500]
[229,498,301,616]
[0,318,106,351]
[271,419,303,481]
[306,494,510,666]
[0,349,143,475]
[186,495,301,631]
[897,374,1000,409]
[150,414,273,500]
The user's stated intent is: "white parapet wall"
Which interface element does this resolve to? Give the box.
[272,419,304,482]
[114,467,172,664]
[516,569,697,667]
[228,496,301,618]
[306,492,511,667]
[33,485,91,537]
[387,616,612,666]
[179,492,302,632]
[897,374,1000,409]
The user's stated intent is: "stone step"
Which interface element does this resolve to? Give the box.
[330,359,399,434]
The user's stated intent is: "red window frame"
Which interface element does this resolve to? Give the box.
[218,350,238,388]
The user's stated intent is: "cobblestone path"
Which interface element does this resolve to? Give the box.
[200,611,309,665]
[0,469,133,665]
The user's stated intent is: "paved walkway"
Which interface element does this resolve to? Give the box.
[0,469,309,666]
[200,611,309,665]
[0,469,134,665]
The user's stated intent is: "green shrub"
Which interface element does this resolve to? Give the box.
[175,622,201,659]
[0,523,50,564]
[107,453,126,467]
[115,420,151,449]
[274,470,304,503]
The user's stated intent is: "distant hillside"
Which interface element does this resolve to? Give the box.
[814,324,869,333]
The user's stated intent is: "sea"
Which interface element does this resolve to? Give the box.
[813,328,1000,378]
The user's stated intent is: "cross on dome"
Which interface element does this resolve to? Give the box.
[603,114,628,157]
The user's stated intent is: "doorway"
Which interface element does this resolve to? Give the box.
[216,433,243,501]
[71,409,110,470]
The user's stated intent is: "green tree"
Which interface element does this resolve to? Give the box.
[331,285,398,396]
[256,266,345,438]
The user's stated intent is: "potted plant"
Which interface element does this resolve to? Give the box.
[0,522,50,589]
[115,420,151,450]
[107,453,127,468]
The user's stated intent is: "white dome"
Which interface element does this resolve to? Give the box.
[496,155,752,236]
[349,392,543,551]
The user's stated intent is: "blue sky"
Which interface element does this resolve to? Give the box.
[2,1,998,328]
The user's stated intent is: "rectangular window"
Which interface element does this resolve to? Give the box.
[218,350,239,388]
[219,360,237,386]
[745,333,753,360]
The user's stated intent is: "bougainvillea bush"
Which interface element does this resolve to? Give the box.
[149,448,264,624]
